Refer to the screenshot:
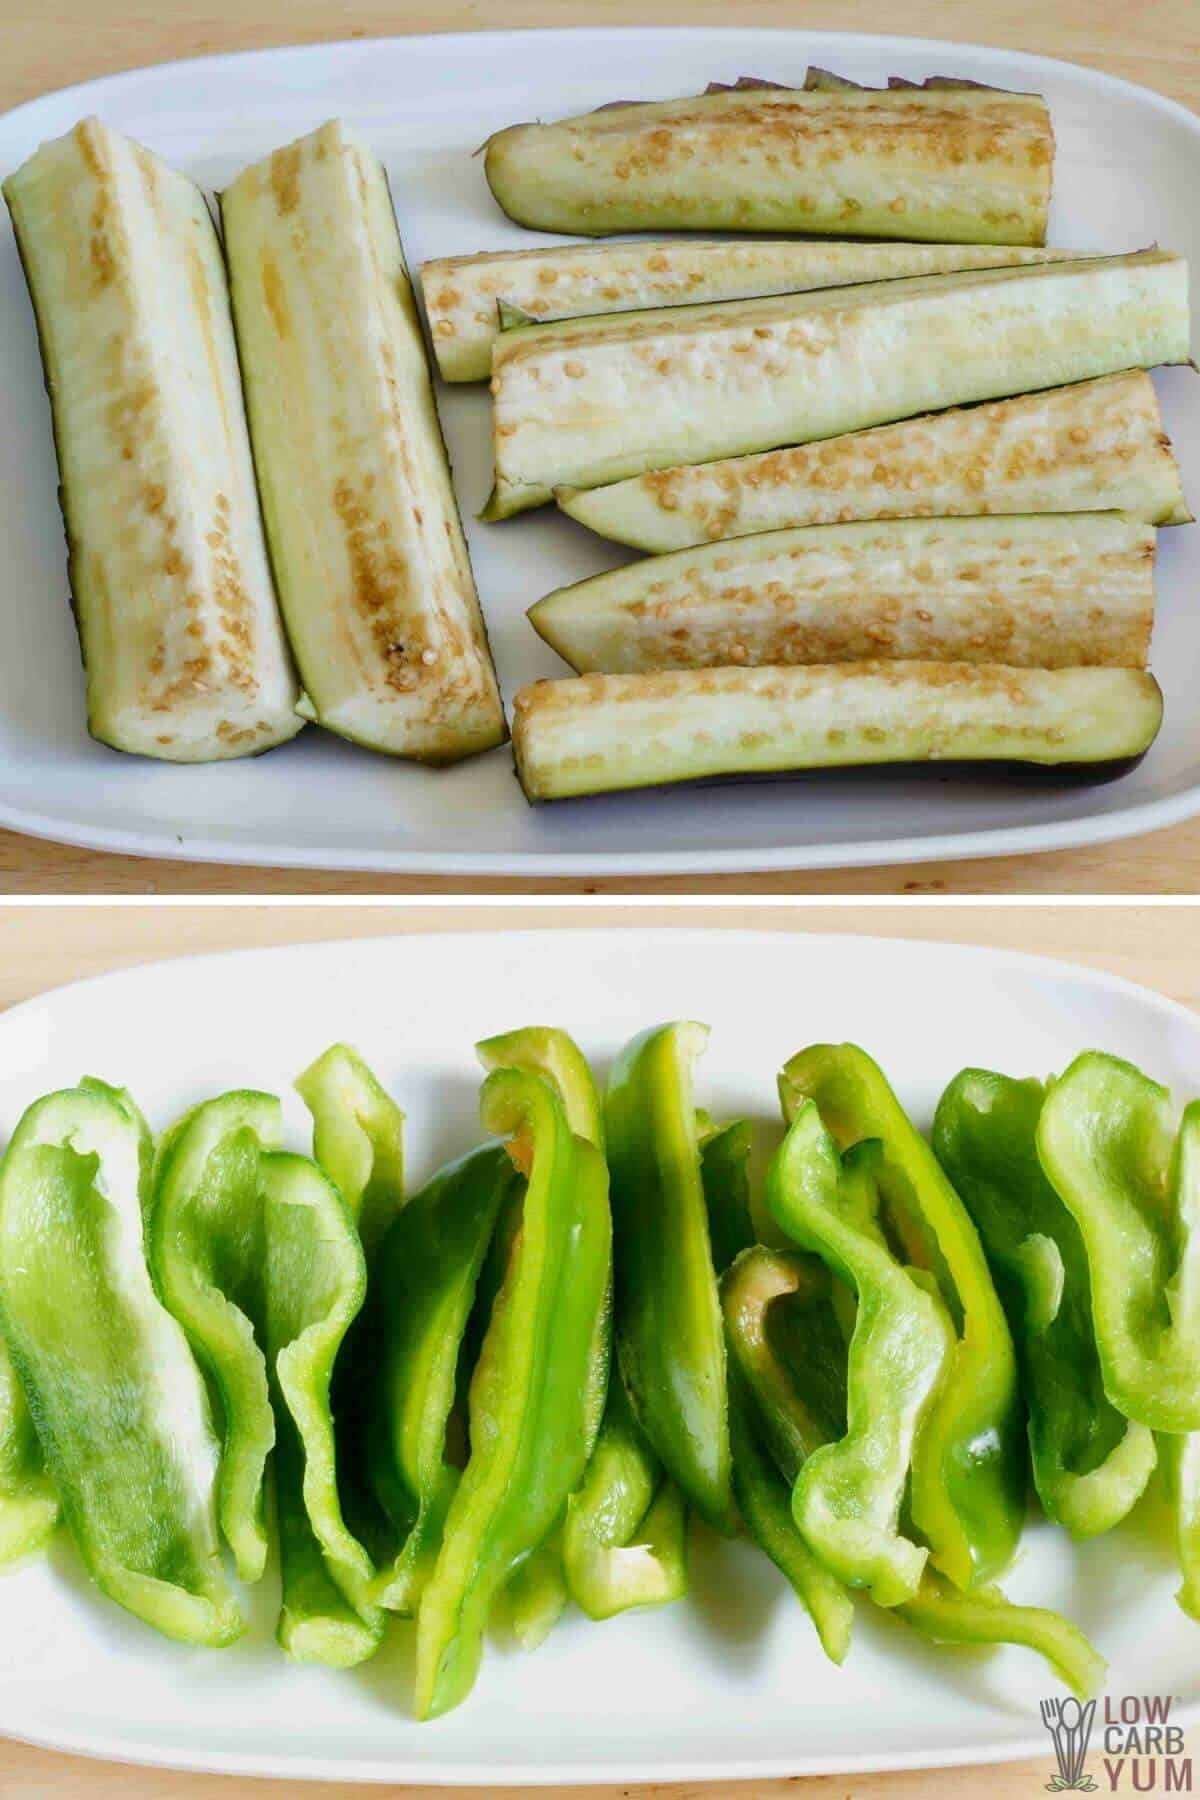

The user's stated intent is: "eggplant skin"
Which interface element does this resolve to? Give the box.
[510,665,1163,802]
[419,240,1082,384]
[221,122,506,764]
[559,371,1191,553]
[4,120,302,762]
[487,253,1191,518]
[529,512,1156,677]
[484,80,1053,244]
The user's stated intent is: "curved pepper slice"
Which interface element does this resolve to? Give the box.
[934,1068,1156,1536]
[1037,1052,1200,1432]
[151,1097,381,1664]
[700,1119,757,1274]
[779,1044,1024,1588]
[0,1334,57,1563]
[563,1371,688,1620]
[367,1144,519,1612]
[720,1247,855,1663]
[605,1022,735,1535]
[767,1106,952,1606]
[725,1246,1103,1696]
[151,1091,281,1582]
[0,1083,242,1645]
[296,1043,405,1258]
[415,1067,611,1718]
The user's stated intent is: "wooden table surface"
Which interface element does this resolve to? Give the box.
[0,0,1197,894]
[1,898,1196,1796]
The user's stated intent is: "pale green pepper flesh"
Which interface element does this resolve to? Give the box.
[415,1068,612,1718]
[0,1085,241,1646]
[934,1068,1156,1536]
[767,1109,952,1606]
[780,1044,1025,1588]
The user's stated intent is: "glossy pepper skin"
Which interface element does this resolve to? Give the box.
[366,1144,519,1613]
[605,1022,736,1535]
[481,1026,690,1634]
[150,1095,382,1665]
[720,1247,854,1663]
[150,1091,282,1582]
[0,1328,57,1564]
[1037,1052,1200,1433]
[296,1043,405,1259]
[767,1107,952,1606]
[414,1067,611,1719]
[725,1246,1104,1698]
[934,1069,1157,1536]
[779,1044,1024,1589]
[0,1083,242,1646]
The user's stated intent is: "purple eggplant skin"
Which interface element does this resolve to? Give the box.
[514,750,1153,807]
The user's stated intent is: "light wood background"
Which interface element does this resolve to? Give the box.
[0,0,1197,894]
[1,899,1197,1794]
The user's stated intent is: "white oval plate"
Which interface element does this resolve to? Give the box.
[0,926,1197,1782]
[0,29,1197,876]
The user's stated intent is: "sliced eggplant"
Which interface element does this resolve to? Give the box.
[3,119,302,761]
[420,240,1080,383]
[530,512,1155,676]
[560,371,1190,552]
[484,78,1054,245]
[221,122,505,763]
[487,252,1190,517]
[510,664,1163,802]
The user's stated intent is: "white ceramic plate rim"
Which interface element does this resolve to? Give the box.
[0,28,1198,875]
[1,926,1199,1782]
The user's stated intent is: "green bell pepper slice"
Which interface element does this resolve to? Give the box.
[605,1022,735,1535]
[767,1106,953,1606]
[1037,1052,1200,1433]
[934,1068,1157,1536]
[482,1027,688,1637]
[779,1044,1024,1589]
[0,1333,57,1563]
[1158,1431,1200,1622]
[725,1245,1103,1697]
[720,1247,854,1663]
[367,1144,519,1613]
[150,1091,281,1582]
[700,1119,756,1274]
[0,1083,242,1645]
[563,1371,688,1621]
[295,1043,405,1258]
[151,1097,382,1664]
[415,1066,611,1718]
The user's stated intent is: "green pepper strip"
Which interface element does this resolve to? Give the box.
[563,1372,688,1621]
[725,1249,1104,1697]
[296,1043,406,1644]
[151,1097,382,1664]
[1037,1052,1200,1433]
[481,1028,687,1636]
[0,1332,57,1563]
[366,1144,519,1613]
[295,1043,405,1260]
[934,1069,1156,1537]
[415,1067,611,1719]
[780,1045,1024,1589]
[150,1091,281,1582]
[605,1022,736,1536]
[700,1119,756,1274]
[477,1027,610,1647]
[1157,1431,1200,1622]
[767,1107,952,1606]
[0,1084,242,1645]
[720,1247,854,1663]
